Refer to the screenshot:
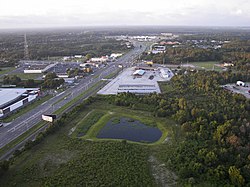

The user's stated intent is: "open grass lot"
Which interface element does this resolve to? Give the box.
[0,67,16,76]
[12,73,43,80]
[190,61,224,71]
[158,81,176,93]
[0,120,47,158]
[0,98,177,186]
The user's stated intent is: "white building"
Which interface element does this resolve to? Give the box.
[0,88,40,118]
[152,45,166,54]
[74,55,83,58]
[110,53,123,59]
[90,56,108,63]
[160,68,174,79]
[24,63,57,74]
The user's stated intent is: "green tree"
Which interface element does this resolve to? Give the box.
[228,166,245,186]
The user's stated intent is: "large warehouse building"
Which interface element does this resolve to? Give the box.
[0,88,40,118]
[98,67,174,95]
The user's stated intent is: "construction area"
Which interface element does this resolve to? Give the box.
[98,66,174,95]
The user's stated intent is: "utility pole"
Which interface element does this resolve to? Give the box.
[24,33,29,60]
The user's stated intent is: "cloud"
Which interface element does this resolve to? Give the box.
[231,9,243,15]
[0,0,250,28]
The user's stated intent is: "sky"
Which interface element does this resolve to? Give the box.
[0,0,250,28]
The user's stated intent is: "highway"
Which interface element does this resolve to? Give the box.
[0,41,147,151]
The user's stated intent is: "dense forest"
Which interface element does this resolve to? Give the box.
[141,39,250,65]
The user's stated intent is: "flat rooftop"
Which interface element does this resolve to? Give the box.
[98,67,173,95]
[0,88,39,109]
[0,88,28,108]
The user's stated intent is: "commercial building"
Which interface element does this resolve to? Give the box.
[110,53,123,59]
[24,63,56,74]
[0,88,40,118]
[90,56,108,63]
[118,84,158,94]
[98,67,174,95]
[151,45,166,54]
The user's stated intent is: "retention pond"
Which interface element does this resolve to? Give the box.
[97,117,162,143]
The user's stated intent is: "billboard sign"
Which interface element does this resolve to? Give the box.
[42,114,56,123]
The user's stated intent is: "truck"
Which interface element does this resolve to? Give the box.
[236,81,245,87]
[42,114,57,123]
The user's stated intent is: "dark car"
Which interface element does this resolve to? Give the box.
[149,75,154,80]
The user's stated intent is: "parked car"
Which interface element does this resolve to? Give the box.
[149,75,154,80]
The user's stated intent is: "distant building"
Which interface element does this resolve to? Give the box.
[224,62,234,67]
[24,63,56,74]
[56,73,69,78]
[63,56,71,61]
[151,45,166,54]
[90,56,108,63]
[161,33,173,36]
[74,55,83,58]
[160,41,180,45]
[110,53,123,59]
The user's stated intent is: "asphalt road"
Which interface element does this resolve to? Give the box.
[0,41,147,150]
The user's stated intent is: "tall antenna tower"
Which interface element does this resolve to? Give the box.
[24,33,29,60]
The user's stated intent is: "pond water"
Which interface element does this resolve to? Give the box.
[97,117,162,143]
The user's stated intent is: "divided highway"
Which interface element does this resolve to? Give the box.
[0,42,147,151]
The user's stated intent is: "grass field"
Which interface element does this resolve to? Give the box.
[0,67,16,76]
[190,61,224,71]
[12,73,43,80]
[53,81,103,115]
[158,81,176,93]
[0,98,177,186]
[0,120,47,158]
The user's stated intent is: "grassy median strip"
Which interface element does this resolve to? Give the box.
[0,121,47,158]
[54,81,103,115]
[12,73,43,80]
[104,71,118,79]
[3,95,53,123]
[52,93,71,106]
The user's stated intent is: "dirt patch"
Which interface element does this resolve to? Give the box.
[148,155,178,187]
[38,150,78,176]
[68,110,94,136]
[68,126,76,136]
